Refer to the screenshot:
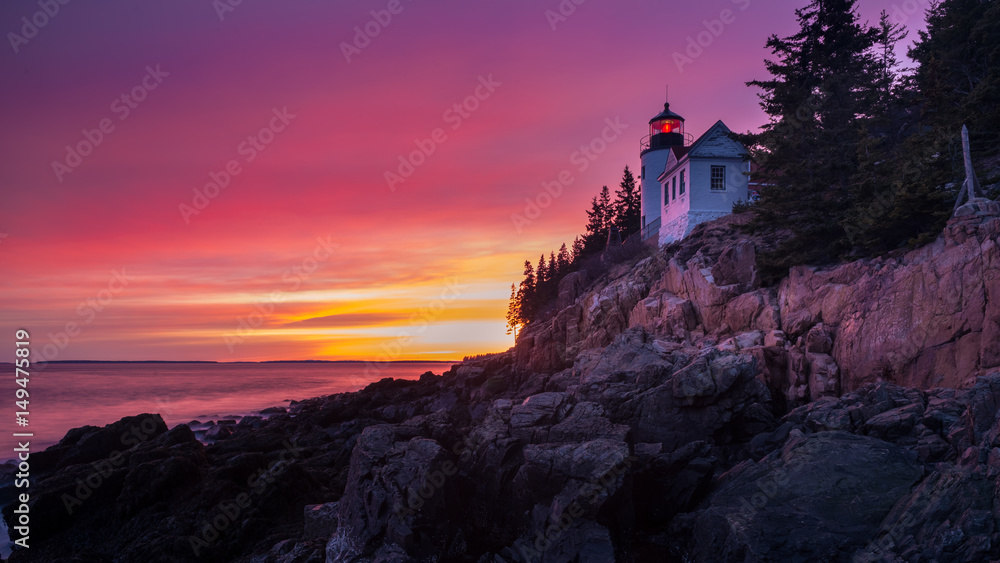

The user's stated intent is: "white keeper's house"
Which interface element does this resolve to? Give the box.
[639,100,750,245]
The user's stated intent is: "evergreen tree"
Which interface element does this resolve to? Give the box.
[517,261,536,322]
[848,0,1000,252]
[571,236,585,264]
[612,166,641,239]
[739,0,879,281]
[910,0,1000,137]
[583,186,612,255]
[536,254,548,289]
[842,10,910,252]
[536,254,549,306]
[870,10,908,117]
[557,243,571,276]
[505,283,520,337]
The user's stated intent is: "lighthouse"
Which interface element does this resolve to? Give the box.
[640,100,687,242]
[639,94,751,245]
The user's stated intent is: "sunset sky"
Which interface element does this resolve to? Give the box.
[0,0,927,362]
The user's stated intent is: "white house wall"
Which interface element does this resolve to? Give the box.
[656,157,748,245]
[688,158,748,212]
[659,161,690,229]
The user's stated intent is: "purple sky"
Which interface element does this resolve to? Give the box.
[0,0,928,361]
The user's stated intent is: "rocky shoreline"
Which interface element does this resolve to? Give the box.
[4,207,1000,562]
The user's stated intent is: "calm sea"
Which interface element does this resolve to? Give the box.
[0,361,452,460]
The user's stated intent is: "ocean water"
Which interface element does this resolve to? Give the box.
[0,361,451,460]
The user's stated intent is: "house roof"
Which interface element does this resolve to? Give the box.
[648,102,685,124]
[657,120,747,182]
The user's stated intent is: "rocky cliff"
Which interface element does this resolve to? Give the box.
[4,204,1000,562]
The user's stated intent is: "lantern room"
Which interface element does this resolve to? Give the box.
[650,116,683,137]
[645,103,685,151]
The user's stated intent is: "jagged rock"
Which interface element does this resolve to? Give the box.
[510,392,572,442]
[557,271,588,310]
[724,290,780,334]
[854,467,998,562]
[633,440,715,522]
[509,439,631,562]
[685,431,924,562]
[337,425,459,557]
[31,413,168,474]
[672,352,755,405]
[807,352,840,400]
[860,402,924,442]
[711,239,759,290]
[636,351,767,450]
[783,216,1000,391]
[303,502,339,540]
[804,323,835,354]
[764,330,787,348]
[548,402,630,443]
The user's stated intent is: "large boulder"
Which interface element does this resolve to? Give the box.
[337,425,460,557]
[684,431,923,562]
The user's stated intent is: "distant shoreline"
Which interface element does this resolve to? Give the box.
[0,359,462,365]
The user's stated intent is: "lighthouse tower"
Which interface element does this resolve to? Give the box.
[639,100,686,242]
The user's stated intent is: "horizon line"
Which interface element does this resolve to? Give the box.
[2,359,466,365]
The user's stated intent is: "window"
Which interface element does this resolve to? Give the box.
[680,170,685,195]
[641,165,645,179]
[663,184,668,207]
[711,165,726,190]
[672,177,677,200]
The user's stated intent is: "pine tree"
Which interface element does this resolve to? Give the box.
[583,186,612,256]
[536,254,548,288]
[557,243,571,276]
[847,0,1000,252]
[612,166,641,239]
[910,0,1000,136]
[571,236,585,264]
[518,260,536,322]
[536,254,549,306]
[870,10,908,118]
[505,283,520,337]
[739,0,879,282]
